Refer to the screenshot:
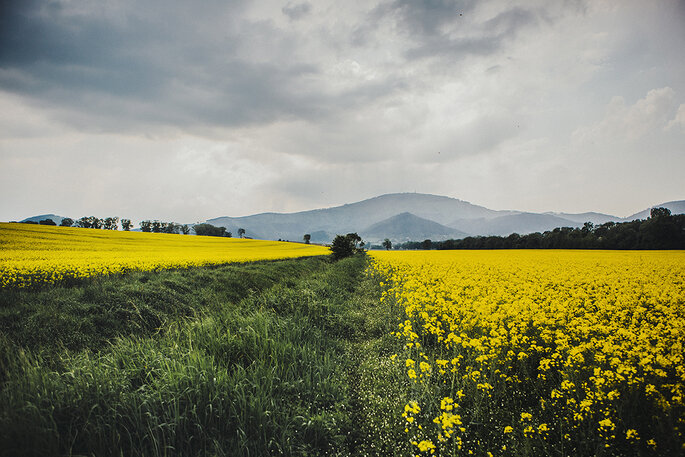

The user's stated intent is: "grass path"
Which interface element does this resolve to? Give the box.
[0,254,412,457]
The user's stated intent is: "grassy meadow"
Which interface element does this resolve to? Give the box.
[1,224,684,456]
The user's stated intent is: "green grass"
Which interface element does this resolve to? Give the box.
[0,257,326,360]
[0,255,411,457]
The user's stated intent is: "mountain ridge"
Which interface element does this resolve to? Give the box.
[15,193,684,244]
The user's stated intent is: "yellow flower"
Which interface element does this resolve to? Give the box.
[416,440,436,452]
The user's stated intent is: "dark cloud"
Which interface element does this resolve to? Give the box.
[282,2,312,21]
[2,0,684,222]
[372,0,479,37]
[364,1,537,61]
[0,0,399,133]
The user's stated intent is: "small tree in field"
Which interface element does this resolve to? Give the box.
[382,238,392,250]
[121,219,133,231]
[330,235,355,260]
[303,234,311,244]
[330,232,364,260]
[238,228,246,238]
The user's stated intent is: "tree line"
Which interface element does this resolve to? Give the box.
[26,216,133,230]
[395,208,685,250]
[21,218,246,238]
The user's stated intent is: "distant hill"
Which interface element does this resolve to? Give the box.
[361,212,468,243]
[543,212,622,225]
[626,200,685,221]
[207,193,503,243]
[19,214,65,224]
[205,194,685,242]
[16,195,684,243]
[450,213,581,237]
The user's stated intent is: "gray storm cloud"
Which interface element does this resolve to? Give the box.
[1,0,684,221]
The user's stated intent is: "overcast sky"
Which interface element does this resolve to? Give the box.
[1,0,684,223]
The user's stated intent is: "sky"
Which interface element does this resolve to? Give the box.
[1,0,684,223]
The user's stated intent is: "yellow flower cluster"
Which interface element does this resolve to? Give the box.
[1,223,329,288]
[370,249,685,454]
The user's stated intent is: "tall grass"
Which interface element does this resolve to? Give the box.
[1,255,398,456]
[0,258,326,359]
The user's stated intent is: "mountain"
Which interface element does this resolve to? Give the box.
[543,212,622,225]
[20,214,65,224]
[203,194,685,243]
[15,195,684,243]
[626,200,685,221]
[450,213,581,237]
[207,193,504,242]
[361,212,468,243]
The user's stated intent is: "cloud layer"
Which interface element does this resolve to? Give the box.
[1,0,684,222]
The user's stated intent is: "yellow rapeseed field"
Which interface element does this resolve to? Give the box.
[0,223,329,288]
[369,250,685,455]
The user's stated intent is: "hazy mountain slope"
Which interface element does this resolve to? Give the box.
[19,214,65,224]
[626,200,685,221]
[361,212,468,243]
[543,212,622,225]
[19,194,682,242]
[207,193,504,241]
[450,213,580,237]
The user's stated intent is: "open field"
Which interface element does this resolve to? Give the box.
[1,255,408,456]
[0,223,329,288]
[1,229,684,456]
[369,250,685,456]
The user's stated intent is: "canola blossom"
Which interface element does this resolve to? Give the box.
[369,250,685,455]
[1,223,329,288]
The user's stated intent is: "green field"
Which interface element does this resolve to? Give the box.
[0,255,412,457]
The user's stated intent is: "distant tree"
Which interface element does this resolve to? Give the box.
[650,207,671,218]
[346,233,362,250]
[181,224,190,235]
[422,239,432,250]
[303,233,311,244]
[140,220,152,232]
[226,231,232,238]
[39,219,56,226]
[382,238,392,250]
[151,221,162,233]
[238,228,246,238]
[76,216,102,229]
[193,223,227,237]
[103,217,119,230]
[121,219,133,231]
[161,222,180,234]
[643,208,679,248]
[330,234,356,260]
[60,217,74,227]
